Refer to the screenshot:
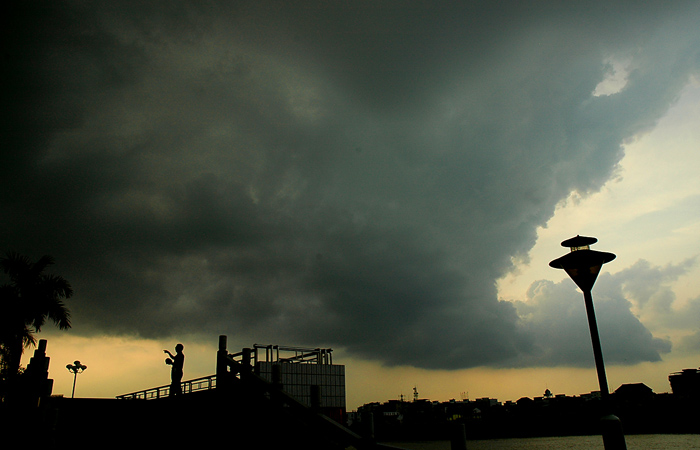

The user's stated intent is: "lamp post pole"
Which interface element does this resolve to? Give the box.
[549,235,626,450]
[66,360,87,398]
[583,288,610,401]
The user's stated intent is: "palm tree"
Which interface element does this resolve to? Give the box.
[0,252,72,381]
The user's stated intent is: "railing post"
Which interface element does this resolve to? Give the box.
[242,348,252,376]
[450,422,468,450]
[217,335,229,389]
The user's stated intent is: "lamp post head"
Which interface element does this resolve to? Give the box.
[549,235,616,292]
[66,361,87,374]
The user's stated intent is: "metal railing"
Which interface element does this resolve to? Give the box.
[116,374,217,400]
[253,344,333,365]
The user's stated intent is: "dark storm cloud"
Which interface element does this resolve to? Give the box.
[614,258,700,343]
[515,258,700,367]
[3,1,700,369]
[515,274,672,368]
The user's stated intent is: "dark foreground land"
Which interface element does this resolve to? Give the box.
[3,389,699,448]
[7,393,372,448]
[3,386,378,449]
[4,391,240,447]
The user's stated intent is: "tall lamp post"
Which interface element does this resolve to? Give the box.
[66,360,87,398]
[549,235,626,450]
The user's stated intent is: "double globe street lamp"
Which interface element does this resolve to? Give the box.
[549,235,626,450]
[66,360,87,398]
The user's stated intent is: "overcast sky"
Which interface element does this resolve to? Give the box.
[4,1,700,405]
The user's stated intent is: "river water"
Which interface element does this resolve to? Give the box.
[383,434,700,449]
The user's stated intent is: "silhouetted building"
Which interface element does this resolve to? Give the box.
[669,368,700,398]
[15,339,54,406]
[614,383,654,403]
[253,344,346,422]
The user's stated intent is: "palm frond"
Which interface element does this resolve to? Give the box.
[0,251,32,281]
[0,252,73,376]
[32,255,56,277]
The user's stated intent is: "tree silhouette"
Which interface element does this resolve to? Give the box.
[0,252,72,382]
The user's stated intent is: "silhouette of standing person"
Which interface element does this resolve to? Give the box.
[164,343,184,396]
